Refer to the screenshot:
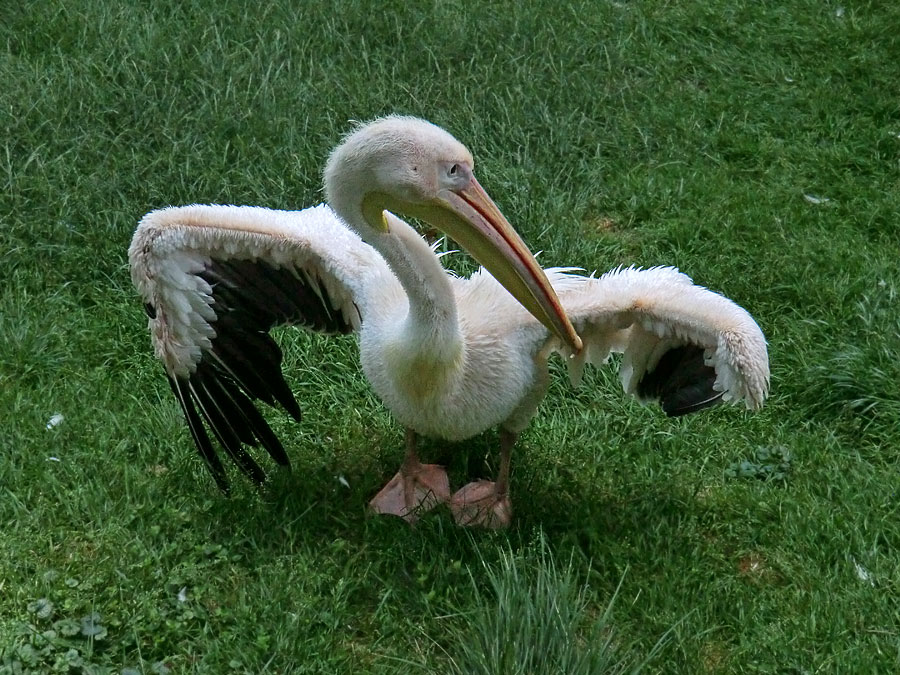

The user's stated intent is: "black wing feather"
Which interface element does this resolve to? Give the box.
[214,372,291,466]
[636,344,724,417]
[189,369,268,484]
[167,256,355,489]
[168,375,230,492]
[210,313,301,416]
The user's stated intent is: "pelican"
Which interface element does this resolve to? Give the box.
[129,116,769,528]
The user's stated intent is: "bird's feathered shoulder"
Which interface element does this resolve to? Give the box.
[129,203,394,376]
[130,203,380,296]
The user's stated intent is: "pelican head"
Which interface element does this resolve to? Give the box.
[324,116,582,352]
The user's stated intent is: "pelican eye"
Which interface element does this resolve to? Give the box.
[442,162,471,188]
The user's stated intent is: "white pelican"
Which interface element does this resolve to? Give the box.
[129,116,769,528]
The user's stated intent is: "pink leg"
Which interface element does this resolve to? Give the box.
[450,430,515,528]
[369,429,450,524]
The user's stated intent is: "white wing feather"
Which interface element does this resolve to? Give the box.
[129,203,388,377]
[549,266,769,410]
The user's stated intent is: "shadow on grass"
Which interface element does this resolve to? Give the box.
[168,426,712,563]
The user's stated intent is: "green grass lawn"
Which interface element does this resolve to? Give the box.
[3,0,900,672]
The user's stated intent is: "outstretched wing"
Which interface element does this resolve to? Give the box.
[129,203,388,490]
[550,266,769,415]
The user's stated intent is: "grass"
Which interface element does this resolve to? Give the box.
[2,0,900,671]
[407,537,670,675]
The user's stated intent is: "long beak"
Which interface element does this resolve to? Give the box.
[410,177,582,353]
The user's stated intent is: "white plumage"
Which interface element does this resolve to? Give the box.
[131,204,371,377]
[129,116,769,527]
